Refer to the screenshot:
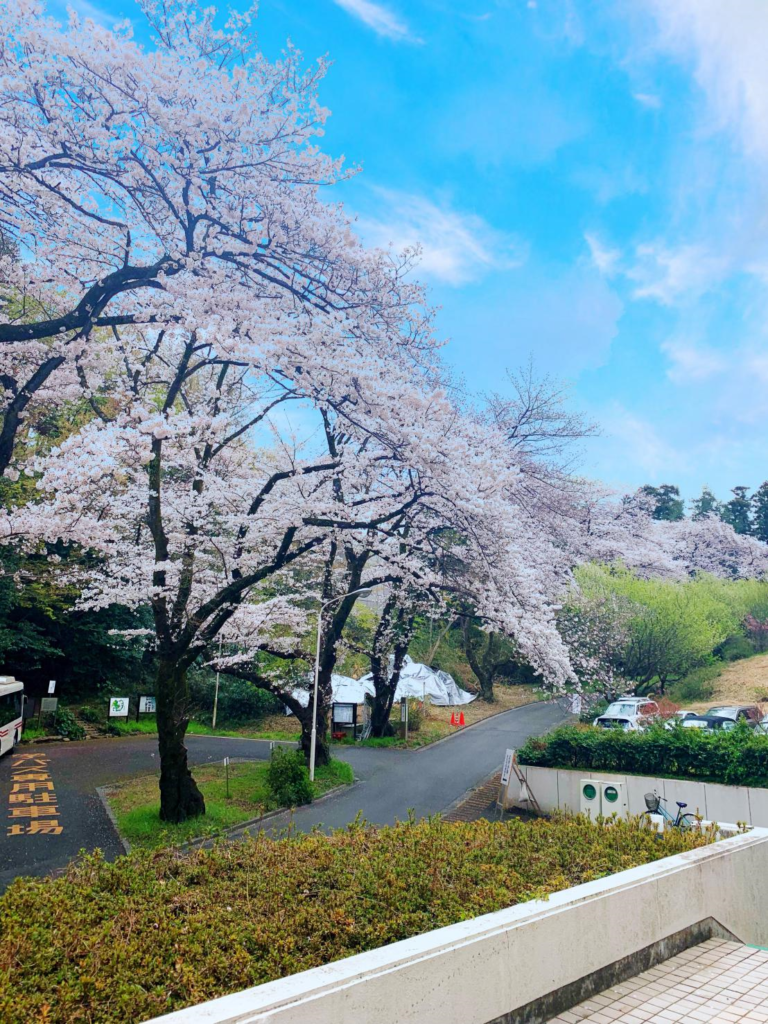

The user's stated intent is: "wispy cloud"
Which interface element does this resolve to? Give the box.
[357,188,527,285]
[331,0,418,42]
[633,92,662,109]
[585,233,621,276]
[644,0,768,161]
[628,242,727,304]
[661,338,728,383]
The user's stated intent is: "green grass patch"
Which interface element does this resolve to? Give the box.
[0,815,713,1024]
[19,726,46,742]
[106,716,300,741]
[107,758,353,851]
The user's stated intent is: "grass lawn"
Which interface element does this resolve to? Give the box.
[107,713,302,742]
[106,758,353,850]
[0,815,715,1024]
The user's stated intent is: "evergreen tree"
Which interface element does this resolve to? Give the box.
[752,482,768,543]
[690,486,720,520]
[720,486,753,535]
[640,483,685,521]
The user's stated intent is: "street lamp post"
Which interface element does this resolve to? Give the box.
[309,586,372,781]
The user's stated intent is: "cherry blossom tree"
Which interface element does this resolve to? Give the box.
[0,0,430,475]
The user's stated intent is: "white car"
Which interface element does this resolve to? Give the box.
[593,697,660,732]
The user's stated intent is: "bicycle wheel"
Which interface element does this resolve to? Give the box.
[677,814,700,831]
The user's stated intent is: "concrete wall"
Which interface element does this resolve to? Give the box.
[145,829,768,1024]
[510,765,763,826]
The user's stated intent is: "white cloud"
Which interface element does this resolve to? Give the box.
[661,338,728,383]
[627,242,727,305]
[357,189,527,285]
[633,92,662,109]
[585,233,621,276]
[331,0,417,42]
[645,0,768,161]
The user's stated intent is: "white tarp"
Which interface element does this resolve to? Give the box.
[286,660,476,711]
[287,674,373,710]
[360,656,477,707]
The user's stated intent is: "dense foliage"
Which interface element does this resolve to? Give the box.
[519,724,768,787]
[0,816,710,1023]
[265,747,314,808]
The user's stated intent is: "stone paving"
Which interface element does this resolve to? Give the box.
[548,938,768,1024]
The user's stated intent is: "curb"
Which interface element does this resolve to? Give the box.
[96,785,132,855]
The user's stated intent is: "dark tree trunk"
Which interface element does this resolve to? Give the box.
[295,704,331,767]
[370,688,397,737]
[155,657,205,822]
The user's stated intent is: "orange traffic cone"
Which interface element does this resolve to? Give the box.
[459,711,465,727]
[450,711,457,727]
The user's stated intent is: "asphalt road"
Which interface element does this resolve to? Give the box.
[0,700,568,890]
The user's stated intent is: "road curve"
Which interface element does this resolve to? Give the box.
[0,700,569,890]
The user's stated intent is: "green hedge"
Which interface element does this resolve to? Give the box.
[518,724,768,787]
[0,817,709,1023]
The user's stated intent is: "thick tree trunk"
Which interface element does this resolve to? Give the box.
[156,658,205,822]
[296,705,331,767]
[370,689,396,738]
[479,674,496,702]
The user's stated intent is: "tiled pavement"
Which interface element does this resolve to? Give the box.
[548,938,768,1023]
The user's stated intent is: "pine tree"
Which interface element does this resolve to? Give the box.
[690,486,720,520]
[641,483,685,521]
[752,482,768,543]
[720,486,753,535]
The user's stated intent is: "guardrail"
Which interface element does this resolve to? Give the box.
[145,829,768,1024]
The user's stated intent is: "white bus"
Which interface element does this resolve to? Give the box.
[0,677,24,756]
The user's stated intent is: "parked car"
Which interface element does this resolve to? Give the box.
[705,705,760,723]
[680,714,740,732]
[664,709,699,729]
[593,697,660,732]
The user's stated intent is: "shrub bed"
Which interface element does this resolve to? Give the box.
[518,724,768,787]
[0,816,709,1023]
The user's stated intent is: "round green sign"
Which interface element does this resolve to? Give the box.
[582,783,597,800]
[604,786,619,803]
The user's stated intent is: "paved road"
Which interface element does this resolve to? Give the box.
[0,701,568,890]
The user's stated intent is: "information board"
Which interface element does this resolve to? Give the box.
[109,697,130,718]
[138,696,156,714]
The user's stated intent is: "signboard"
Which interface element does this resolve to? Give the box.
[568,693,583,715]
[400,697,408,723]
[109,697,130,718]
[138,696,156,714]
[223,756,230,767]
[501,748,515,787]
[40,697,58,713]
[48,680,56,695]
[332,703,355,725]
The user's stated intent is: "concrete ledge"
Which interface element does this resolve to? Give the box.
[144,828,768,1024]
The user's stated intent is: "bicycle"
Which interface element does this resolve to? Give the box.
[641,791,700,832]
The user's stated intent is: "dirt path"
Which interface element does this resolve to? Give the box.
[688,652,768,712]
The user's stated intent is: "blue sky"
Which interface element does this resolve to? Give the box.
[58,0,768,505]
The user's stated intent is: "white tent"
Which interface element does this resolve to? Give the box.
[360,656,477,707]
[287,659,476,712]
[287,673,373,710]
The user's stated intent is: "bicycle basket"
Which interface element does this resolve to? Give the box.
[644,792,660,812]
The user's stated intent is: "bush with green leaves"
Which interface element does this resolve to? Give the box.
[77,705,101,724]
[188,670,282,725]
[518,724,768,787]
[265,747,313,807]
[0,816,711,1024]
[53,706,85,740]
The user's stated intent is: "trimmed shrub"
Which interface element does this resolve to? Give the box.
[0,816,710,1024]
[265,747,313,807]
[518,724,768,788]
[53,707,86,741]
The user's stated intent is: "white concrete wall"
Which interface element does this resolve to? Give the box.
[514,766,764,827]
[145,829,768,1024]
